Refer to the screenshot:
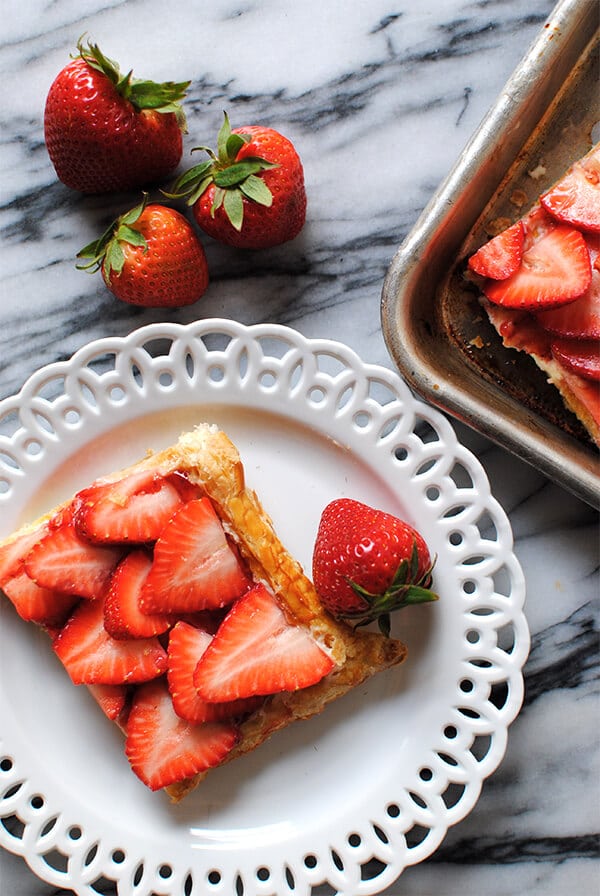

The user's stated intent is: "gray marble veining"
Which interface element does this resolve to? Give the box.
[0,1,598,895]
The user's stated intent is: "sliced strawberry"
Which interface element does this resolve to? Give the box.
[87,682,129,723]
[551,337,600,382]
[535,264,600,338]
[140,497,251,614]
[24,521,122,599]
[468,220,524,280]
[483,225,592,309]
[2,571,78,626]
[540,145,600,233]
[104,549,172,640]
[124,677,239,791]
[0,526,49,586]
[76,470,183,544]
[53,598,167,685]
[194,583,335,702]
[167,621,263,723]
[169,471,204,503]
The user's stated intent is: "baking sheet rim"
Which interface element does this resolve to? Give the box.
[381,0,599,508]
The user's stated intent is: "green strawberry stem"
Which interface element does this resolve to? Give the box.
[164,112,278,231]
[77,37,190,128]
[76,194,149,278]
[341,543,438,637]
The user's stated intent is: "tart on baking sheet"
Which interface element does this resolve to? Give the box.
[465,142,600,447]
[0,423,408,801]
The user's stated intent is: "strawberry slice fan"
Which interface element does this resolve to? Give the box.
[0,424,407,799]
[467,141,600,447]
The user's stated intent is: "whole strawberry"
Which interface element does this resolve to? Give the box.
[312,499,437,636]
[77,195,209,307]
[44,38,189,194]
[168,112,306,249]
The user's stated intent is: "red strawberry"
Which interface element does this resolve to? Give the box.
[169,112,306,249]
[77,195,209,308]
[75,470,183,544]
[0,526,48,585]
[483,225,592,309]
[88,683,129,724]
[2,572,78,626]
[540,144,600,233]
[535,253,600,338]
[53,598,167,685]
[24,520,122,599]
[194,583,334,702]
[551,337,600,381]
[124,677,239,791]
[104,550,172,640]
[140,497,250,615]
[167,620,263,723]
[169,472,205,504]
[312,498,437,636]
[468,221,525,280]
[44,38,189,194]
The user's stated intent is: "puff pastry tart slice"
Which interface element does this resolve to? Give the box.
[467,142,600,447]
[0,423,407,801]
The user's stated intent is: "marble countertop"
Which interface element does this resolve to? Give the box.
[1,1,598,895]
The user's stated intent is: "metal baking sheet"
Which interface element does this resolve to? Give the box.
[381,0,599,508]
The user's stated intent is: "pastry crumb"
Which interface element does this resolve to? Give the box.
[486,217,513,236]
[528,163,547,179]
[510,189,529,208]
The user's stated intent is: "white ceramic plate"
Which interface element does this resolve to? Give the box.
[0,319,528,896]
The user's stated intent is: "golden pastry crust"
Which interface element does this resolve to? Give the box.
[0,423,408,802]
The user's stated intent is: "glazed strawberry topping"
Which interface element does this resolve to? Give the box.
[482,225,591,310]
[140,497,251,614]
[468,220,524,280]
[0,470,337,791]
[53,597,167,686]
[540,145,600,233]
[167,620,263,724]
[550,337,600,382]
[124,677,239,791]
[194,583,335,702]
[104,549,172,639]
[534,259,600,338]
[2,572,77,627]
[76,470,184,543]
[0,526,49,584]
[87,683,129,724]
[24,522,123,599]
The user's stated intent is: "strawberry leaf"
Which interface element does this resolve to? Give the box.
[187,175,213,206]
[213,160,265,188]
[77,194,149,277]
[211,187,226,216]
[104,240,125,277]
[128,79,190,111]
[225,132,250,159]
[338,541,438,635]
[165,111,279,232]
[76,37,189,127]
[119,195,147,226]
[223,189,244,231]
[117,225,147,248]
[217,113,232,162]
[240,174,273,207]
[77,37,121,85]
